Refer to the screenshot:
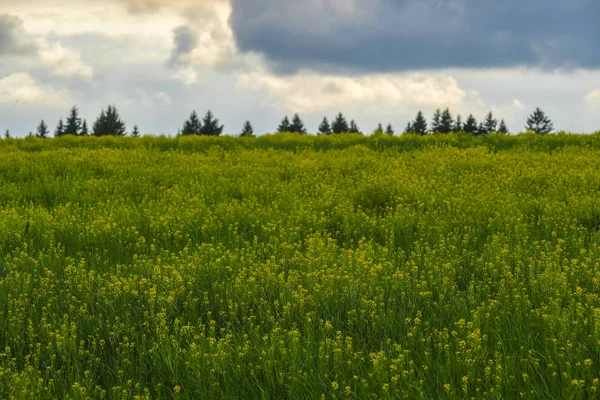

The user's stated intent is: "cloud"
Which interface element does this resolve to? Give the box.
[120,0,165,14]
[107,88,173,108]
[170,66,198,85]
[0,14,36,56]
[167,25,198,67]
[229,0,600,73]
[585,90,600,107]
[1,14,93,79]
[165,2,248,84]
[238,70,466,113]
[0,73,70,105]
[36,38,93,79]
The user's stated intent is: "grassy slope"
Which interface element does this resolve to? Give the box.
[1,133,600,398]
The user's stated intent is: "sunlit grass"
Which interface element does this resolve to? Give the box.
[1,133,600,398]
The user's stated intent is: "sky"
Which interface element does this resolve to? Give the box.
[0,0,599,137]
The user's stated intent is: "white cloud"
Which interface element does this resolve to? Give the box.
[166,1,254,83]
[0,73,70,105]
[36,38,93,79]
[1,0,183,38]
[238,70,467,113]
[107,88,173,108]
[171,66,199,85]
[585,90,600,106]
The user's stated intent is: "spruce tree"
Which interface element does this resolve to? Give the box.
[439,108,454,134]
[430,109,442,133]
[181,111,202,135]
[349,120,361,134]
[131,125,140,137]
[106,105,126,136]
[482,111,497,135]
[404,122,413,134]
[55,119,65,137]
[36,120,49,138]
[331,112,349,134]
[93,105,126,136]
[200,110,224,136]
[4,129,10,139]
[318,117,332,135]
[92,111,105,137]
[453,115,463,132]
[277,116,291,133]
[240,121,254,137]
[463,114,478,135]
[385,124,394,136]
[411,111,428,135]
[81,119,88,136]
[290,113,307,134]
[476,122,486,136]
[64,106,82,136]
[375,123,384,134]
[498,119,509,134]
[526,107,553,134]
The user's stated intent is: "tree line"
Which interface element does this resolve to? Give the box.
[4,105,555,139]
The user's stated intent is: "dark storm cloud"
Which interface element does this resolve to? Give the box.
[228,0,600,73]
[0,14,35,56]
[167,25,198,68]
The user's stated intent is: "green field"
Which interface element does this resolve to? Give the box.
[2,133,600,399]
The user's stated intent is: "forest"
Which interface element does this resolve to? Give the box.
[5,105,558,139]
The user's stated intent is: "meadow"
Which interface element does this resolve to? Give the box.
[1,133,600,399]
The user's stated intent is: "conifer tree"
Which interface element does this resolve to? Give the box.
[453,115,463,132]
[92,111,105,137]
[36,120,49,139]
[411,111,428,135]
[93,105,126,136]
[181,111,202,135]
[404,122,413,134]
[482,111,497,135]
[277,116,291,133]
[55,119,65,137]
[331,112,349,134]
[64,106,82,136]
[131,125,140,137]
[498,119,509,134]
[439,108,454,134]
[526,107,553,134]
[385,124,394,136]
[349,120,361,134]
[318,117,332,135]
[290,113,307,134]
[240,121,254,137]
[4,129,10,139]
[81,119,88,136]
[375,123,384,133]
[430,109,442,133]
[463,114,478,135]
[200,110,224,136]
[476,122,486,136]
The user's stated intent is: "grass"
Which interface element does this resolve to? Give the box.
[1,133,600,398]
